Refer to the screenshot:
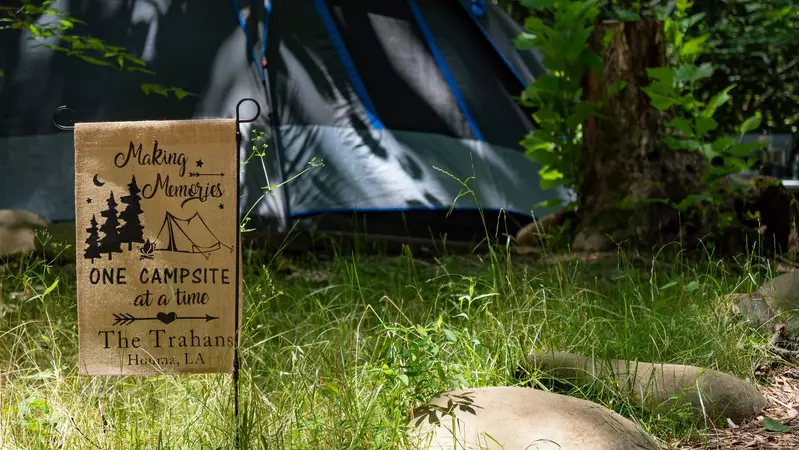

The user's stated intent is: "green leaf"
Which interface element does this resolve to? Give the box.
[539,163,564,180]
[117,55,124,69]
[142,83,171,97]
[711,137,736,153]
[530,74,561,95]
[443,328,458,342]
[58,19,74,30]
[686,281,700,292]
[700,143,716,160]
[398,374,409,386]
[513,32,538,51]
[563,27,593,59]
[680,34,710,59]
[615,9,641,21]
[643,88,675,110]
[667,117,694,137]
[659,281,678,290]
[680,12,706,30]
[665,136,701,150]
[580,50,604,72]
[566,101,601,129]
[127,66,156,75]
[763,417,791,433]
[534,198,564,209]
[122,54,147,66]
[43,280,59,296]
[727,141,768,156]
[521,0,557,9]
[675,194,703,211]
[521,131,558,160]
[608,80,627,96]
[77,54,112,67]
[647,67,676,85]
[740,116,762,135]
[534,108,564,125]
[674,63,714,83]
[173,88,191,100]
[702,86,733,118]
[695,116,718,136]
[539,166,564,189]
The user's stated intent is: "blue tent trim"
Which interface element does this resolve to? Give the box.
[457,1,526,89]
[407,0,485,142]
[290,205,532,219]
[471,0,486,17]
[230,0,265,82]
[262,0,272,63]
[311,0,385,130]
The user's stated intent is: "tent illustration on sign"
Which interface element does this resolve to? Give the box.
[152,211,232,258]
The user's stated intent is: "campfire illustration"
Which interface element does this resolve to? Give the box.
[138,239,156,260]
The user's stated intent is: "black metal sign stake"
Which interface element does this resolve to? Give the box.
[234,97,259,450]
[55,98,260,450]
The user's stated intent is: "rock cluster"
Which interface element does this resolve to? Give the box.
[525,351,767,427]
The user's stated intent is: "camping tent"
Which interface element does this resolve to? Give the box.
[0,0,571,249]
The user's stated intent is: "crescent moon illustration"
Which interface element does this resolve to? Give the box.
[92,174,105,187]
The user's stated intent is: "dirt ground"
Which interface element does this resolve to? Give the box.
[675,362,799,449]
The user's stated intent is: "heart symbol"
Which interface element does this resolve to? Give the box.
[157,312,177,324]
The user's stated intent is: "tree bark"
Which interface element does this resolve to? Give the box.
[572,20,708,252]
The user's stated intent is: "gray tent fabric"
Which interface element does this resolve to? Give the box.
[280,124,563,217]
[0,0,569,243]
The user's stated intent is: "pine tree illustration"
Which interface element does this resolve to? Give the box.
[118,175,145,250]
[98,192,123,260]
[84,214,102,263]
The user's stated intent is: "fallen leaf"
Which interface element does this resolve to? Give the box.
[763,416,791,433]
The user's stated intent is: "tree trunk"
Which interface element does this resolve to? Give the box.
[572,20,708,252]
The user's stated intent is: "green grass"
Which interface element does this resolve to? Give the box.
[0,233,778,449]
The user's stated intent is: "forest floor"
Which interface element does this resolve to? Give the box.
[1,240,797,449]
[676,362,799,449]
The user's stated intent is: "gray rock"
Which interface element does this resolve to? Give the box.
[759,272,799,318]
[525,351,767,427]
[408,386,659,450]
[0,209,49,256]
[729,271,799,331]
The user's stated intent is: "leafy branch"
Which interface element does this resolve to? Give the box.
[513,0,623,209]
[643,8,769,229]
[0,0,192,99]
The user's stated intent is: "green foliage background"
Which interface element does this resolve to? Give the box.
[497,0,799,138]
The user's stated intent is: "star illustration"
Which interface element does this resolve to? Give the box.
[196,159,204,168]
[86,198,92,204]
[218,203,224,210]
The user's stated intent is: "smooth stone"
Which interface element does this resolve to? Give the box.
[759,272,799,318]
[408,386,659,450]
[525,351,767,427]
[729,271,799,331]
[729,292,784,331]
[0,209,48,255]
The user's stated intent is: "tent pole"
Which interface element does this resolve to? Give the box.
[258,0,294,233]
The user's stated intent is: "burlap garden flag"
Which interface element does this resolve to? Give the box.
[74,119,241,376]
